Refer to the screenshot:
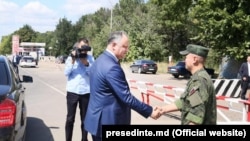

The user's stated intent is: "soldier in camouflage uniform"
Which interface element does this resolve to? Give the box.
[160,44,217,125]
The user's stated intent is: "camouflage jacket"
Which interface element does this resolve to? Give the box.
[175,68,217,124]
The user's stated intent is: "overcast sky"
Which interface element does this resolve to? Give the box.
[0,0,119,40]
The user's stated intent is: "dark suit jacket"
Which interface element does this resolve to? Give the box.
[84,51,153,137]
[239,62,250,81]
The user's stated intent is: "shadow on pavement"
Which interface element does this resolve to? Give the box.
[25,117,55,141]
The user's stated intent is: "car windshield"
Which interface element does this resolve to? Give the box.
[0,62,10,85]
[142,60,154,64]
[23,57,34,61]
[177,61,185,66]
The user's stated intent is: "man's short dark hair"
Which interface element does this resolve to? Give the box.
[78,38,89,44]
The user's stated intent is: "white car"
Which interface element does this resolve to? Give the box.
[19,56,36,67]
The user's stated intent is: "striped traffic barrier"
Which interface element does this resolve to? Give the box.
[127,79,250,123]
[212,79,241,98]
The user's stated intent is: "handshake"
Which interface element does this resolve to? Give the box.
[150,105,172,120]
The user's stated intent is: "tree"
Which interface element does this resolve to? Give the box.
[151,0,193,61]
[36,31,56,56]
[0,35,12,54]
[14,24,36,42]
[125,3,164,61]
[54,18,76,56]
[189,0,250,61]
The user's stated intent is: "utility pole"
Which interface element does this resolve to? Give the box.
[110,8,113,33]
[109,0,113,33]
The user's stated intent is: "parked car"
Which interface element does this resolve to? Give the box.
[0,55,33,141]
[130,59,158,74]
[168,61,215,78]
[19,56,36,68]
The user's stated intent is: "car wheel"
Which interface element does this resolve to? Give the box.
[131,69,134,73]
[184,74,191,78]
[138,68,142,74]
[153,71,156,74]
[173,74,179,78]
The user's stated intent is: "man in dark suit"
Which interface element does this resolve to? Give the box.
[12,52,21,74]
[238,56,250,100]
[84,31,161,141]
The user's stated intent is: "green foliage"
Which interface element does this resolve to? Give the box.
[189,0,250,61]
[91,29,110,58]
[1,0,250,68]
[36,31,57,56]
[14,24,36,42]
[54,18,76,56]
[75,10,111,58]
[0,35,12,54]
[151,0,193,61]
[0,24,37,55]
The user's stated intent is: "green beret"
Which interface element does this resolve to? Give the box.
[179,44,209,58]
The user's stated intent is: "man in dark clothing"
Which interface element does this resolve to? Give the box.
[12,53,21,74]
[238,56,250,100]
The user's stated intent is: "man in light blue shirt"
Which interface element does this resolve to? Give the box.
[64,38,95,141]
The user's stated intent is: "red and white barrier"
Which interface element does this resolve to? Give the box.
[153,84,184,104]
[128,79,250,124]
[216,96,250,124]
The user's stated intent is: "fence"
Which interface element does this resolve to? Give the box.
[128,79,250,124]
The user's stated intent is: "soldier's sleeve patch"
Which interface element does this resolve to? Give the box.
[188,93,203,107]
[189,86,199,95]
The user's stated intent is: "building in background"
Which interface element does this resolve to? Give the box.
[12,35,46,59]
[19,42,46,59]
[11,35,46,65]
[12,35,20,54]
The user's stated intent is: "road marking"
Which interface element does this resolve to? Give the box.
[20,68,66,96]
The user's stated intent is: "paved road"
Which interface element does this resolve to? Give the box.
[19,61,185,141]
[19,61,248,141]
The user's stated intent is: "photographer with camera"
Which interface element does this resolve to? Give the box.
[64,37,95,141]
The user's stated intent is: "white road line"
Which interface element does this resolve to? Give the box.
[21,68,66,96]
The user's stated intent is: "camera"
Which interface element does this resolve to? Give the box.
[79,45,91,52]
[71,45,91,59]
